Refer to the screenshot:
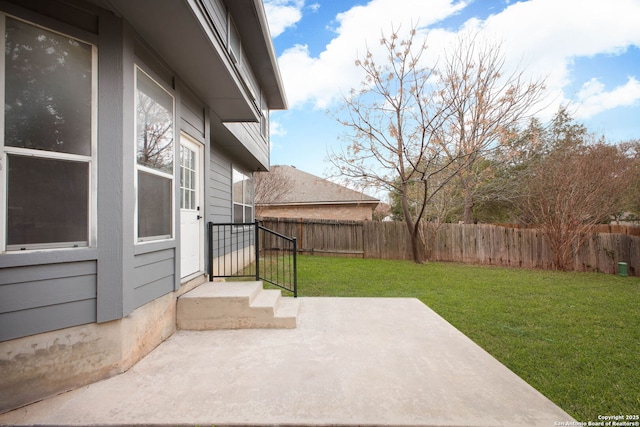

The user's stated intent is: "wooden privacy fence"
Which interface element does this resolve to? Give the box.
[260,217,640,276]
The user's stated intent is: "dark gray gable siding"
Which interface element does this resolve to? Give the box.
[0,261,97,341]
[200,0,227,44]
[225,121,269,169]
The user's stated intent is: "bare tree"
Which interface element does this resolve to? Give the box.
[328,26,463,262]
[136,92,174,173]
[518,139,634,270]
[436,33,547,223]
[254,166,292,217]
[329,26,547,262]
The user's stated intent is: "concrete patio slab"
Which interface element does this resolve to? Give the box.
[0,298,575,426]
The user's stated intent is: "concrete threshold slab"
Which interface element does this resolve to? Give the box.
[0,298,576,427]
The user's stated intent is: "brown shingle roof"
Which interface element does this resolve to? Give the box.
[262,165,379,205]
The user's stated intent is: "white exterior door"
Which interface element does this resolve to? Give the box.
[179,133,203,279]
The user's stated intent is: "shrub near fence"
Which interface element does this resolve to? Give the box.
[259,217,640,276]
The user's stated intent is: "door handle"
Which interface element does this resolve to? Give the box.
[196,215,202,220]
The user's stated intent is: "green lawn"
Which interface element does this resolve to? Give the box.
[291,255,640,421]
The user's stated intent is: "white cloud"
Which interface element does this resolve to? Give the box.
[463,0,640,119]
[274,0,640,121]
[264,0,305,37]
[269,119,287,137]
[278,0,469,109]
[574,77,640,119]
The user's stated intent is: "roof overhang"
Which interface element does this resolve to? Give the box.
[210,112,270,171]
[98,0,285,121]
[225,0,287,110]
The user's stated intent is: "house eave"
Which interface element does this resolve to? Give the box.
[225,0,287,110]
[96,0,262,121]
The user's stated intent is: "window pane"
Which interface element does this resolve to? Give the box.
[7,155,88,246]
[233,204,243,223]
[244,206,252,222]
[243,174,253,204]
[136,69,173,174]
[138,171,172,239]
[180,145,197,210]
[5,17,92,156]
[232,169,244,204]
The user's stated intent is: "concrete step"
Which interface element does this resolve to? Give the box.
[176,281,298,330]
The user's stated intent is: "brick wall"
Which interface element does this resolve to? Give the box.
[256,204,375,221]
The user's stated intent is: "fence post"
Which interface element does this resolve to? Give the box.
[255,220,260,282]
[207,222,214,281]
[293,237,298,298]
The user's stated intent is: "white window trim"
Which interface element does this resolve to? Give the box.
[232,167,254,225]
[0,13,98,253]
[134,65,176,245]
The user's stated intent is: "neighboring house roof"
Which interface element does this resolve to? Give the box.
[258,165,380,206]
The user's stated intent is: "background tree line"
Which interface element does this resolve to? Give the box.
[326,26,639,267]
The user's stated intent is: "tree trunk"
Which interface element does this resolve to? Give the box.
[399,183,425,263]
[463,189,474,224]
[409,228,424,264]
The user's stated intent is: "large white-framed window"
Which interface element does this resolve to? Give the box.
[232,167,253,224]
[0,14,97,252]
[134,66,175,243]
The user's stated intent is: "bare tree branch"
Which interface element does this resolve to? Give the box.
[329,26,546,262]
[436,32,547,223]
[254,166,293,207]
[328,25,462,262]
[518,134,634,270]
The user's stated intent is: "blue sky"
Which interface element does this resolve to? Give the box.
[264,0,640,186]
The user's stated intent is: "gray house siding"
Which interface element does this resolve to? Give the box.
[133,248,175,309]
[226,121,270,169]
[0,0,283,341]
[209,145,233,223]
[0,2,182,338]
[180,83,207,144]
[0,261,97,341]
[0,0,285,414]
[201,0,228,46]
[0,2,102,340]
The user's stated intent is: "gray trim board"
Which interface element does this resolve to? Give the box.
[0,261,96,286]
[0,248,97,269]
[96,13,136,323]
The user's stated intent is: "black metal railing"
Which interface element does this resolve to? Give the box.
[208,221,297,297]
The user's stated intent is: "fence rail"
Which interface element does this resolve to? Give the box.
[208,221,298,296]
[260,217,639,276]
